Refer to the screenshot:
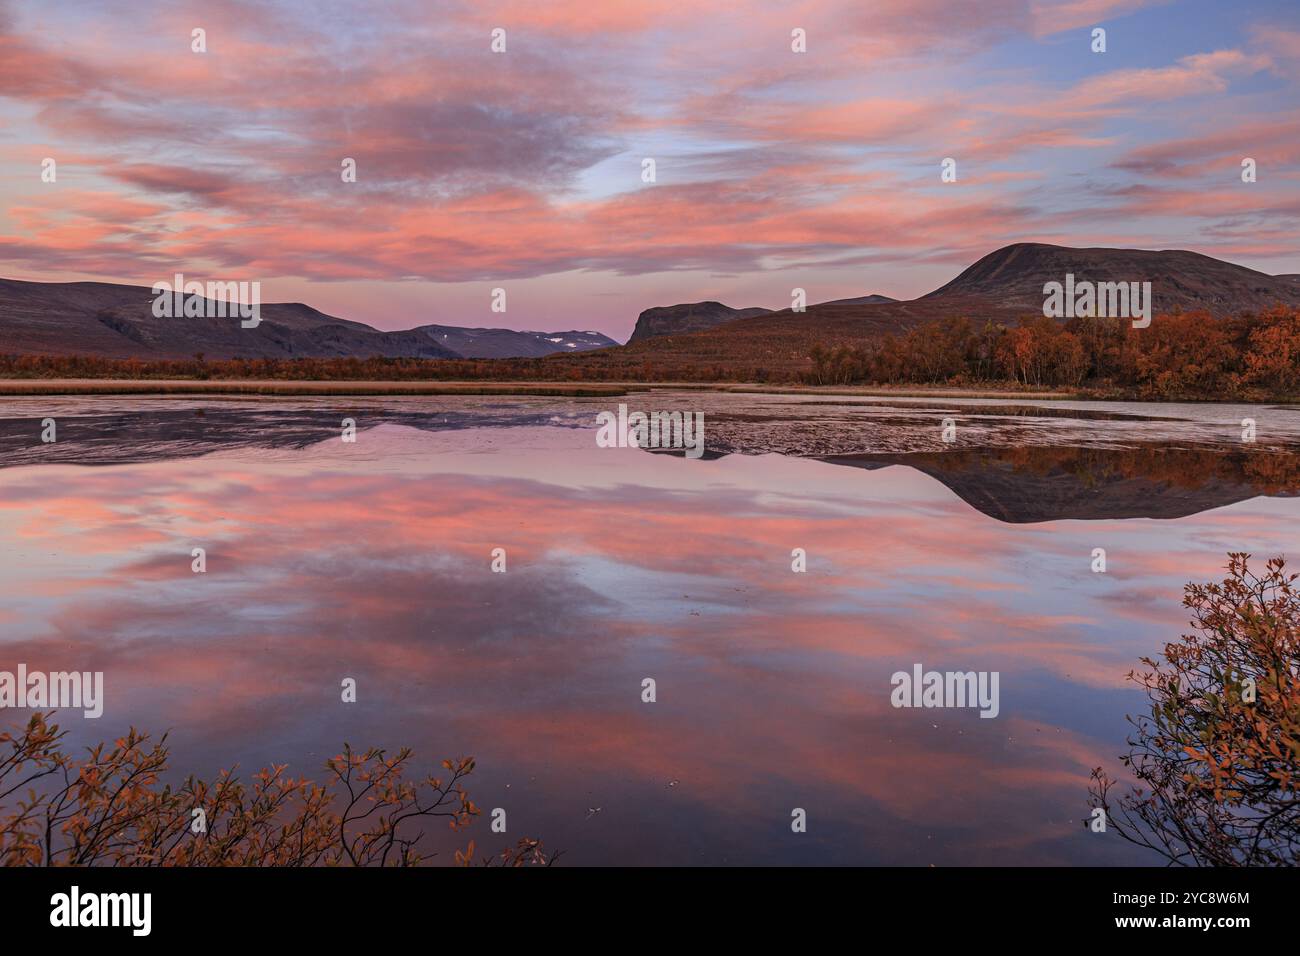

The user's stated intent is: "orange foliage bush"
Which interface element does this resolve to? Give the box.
[1089,554,1300,865]
[0,714,555,867]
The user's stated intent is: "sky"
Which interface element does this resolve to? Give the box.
[0,0,1297,341]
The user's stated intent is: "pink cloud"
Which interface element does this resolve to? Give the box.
[0,0,1296,318]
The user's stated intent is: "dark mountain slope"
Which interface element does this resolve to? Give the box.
[628,301,773,342]
[923,243,1300,315]
[0,277,458,360]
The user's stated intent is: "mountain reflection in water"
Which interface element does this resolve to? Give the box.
[2,393,1297,523]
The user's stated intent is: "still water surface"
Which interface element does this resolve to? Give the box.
[1,392,1297,864]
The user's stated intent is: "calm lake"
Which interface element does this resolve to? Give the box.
[2,391,1298,865]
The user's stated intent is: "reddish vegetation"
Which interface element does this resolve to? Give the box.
[0,714,554,867]
[804,307,1300,399]
[1090,554,1300,866]
[0,353,573,383]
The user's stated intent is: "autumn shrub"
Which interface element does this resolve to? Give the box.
[1241,307,1300,394]
[0,714,554,867]
[1089,554,1300,865]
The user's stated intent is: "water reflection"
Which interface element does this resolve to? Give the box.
[2,394,1299,523]
[0,398,1298,863]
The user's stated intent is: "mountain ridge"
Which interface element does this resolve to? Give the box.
[541,243,1300,380]
[5,244,1299,365]
[922,242,1300,315]
[0,277,613,360]
[628,301,773,342]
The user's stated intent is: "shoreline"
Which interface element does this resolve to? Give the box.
[0,379,636,397]
[0,378,1289,404]
[0,378,1085,399]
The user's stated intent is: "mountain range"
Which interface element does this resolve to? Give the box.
[0,277,616,360]
[402,325,616,358]
[552,243,1300,379]
[3,244,1298,364]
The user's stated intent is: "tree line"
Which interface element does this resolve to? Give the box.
[806,306,1300,398]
